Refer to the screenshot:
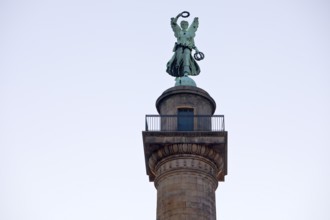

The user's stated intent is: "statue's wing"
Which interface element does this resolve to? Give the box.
[187,18,199,37]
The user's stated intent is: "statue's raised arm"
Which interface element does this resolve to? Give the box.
[170,15,181,37]
[166,11,204,79]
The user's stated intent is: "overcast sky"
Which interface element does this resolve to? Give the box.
[1,0,329,220]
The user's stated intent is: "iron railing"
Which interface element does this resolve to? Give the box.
[145,115,225,132]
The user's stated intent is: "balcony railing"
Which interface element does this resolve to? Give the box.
[145,115,225,132]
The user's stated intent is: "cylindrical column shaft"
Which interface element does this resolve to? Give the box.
[154,154,218,220]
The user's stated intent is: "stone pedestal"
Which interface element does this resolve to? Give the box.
[142,86,227,220]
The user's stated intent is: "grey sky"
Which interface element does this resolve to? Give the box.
[1,0,329,220]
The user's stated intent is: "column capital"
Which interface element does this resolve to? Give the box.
[148,144,225,182]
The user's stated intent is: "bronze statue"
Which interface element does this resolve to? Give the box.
[166,11,204,78]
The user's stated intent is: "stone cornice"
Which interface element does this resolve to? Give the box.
[142,131,228,182]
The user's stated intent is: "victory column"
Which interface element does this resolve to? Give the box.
[142,11,228,220]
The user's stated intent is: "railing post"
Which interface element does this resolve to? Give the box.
[145,116,148,131]
[222,115,225,131]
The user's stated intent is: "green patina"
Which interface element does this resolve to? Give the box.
[175,76,197,87]
[166,11,204,85]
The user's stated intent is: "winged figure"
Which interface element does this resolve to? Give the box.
[166,12,202,77]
